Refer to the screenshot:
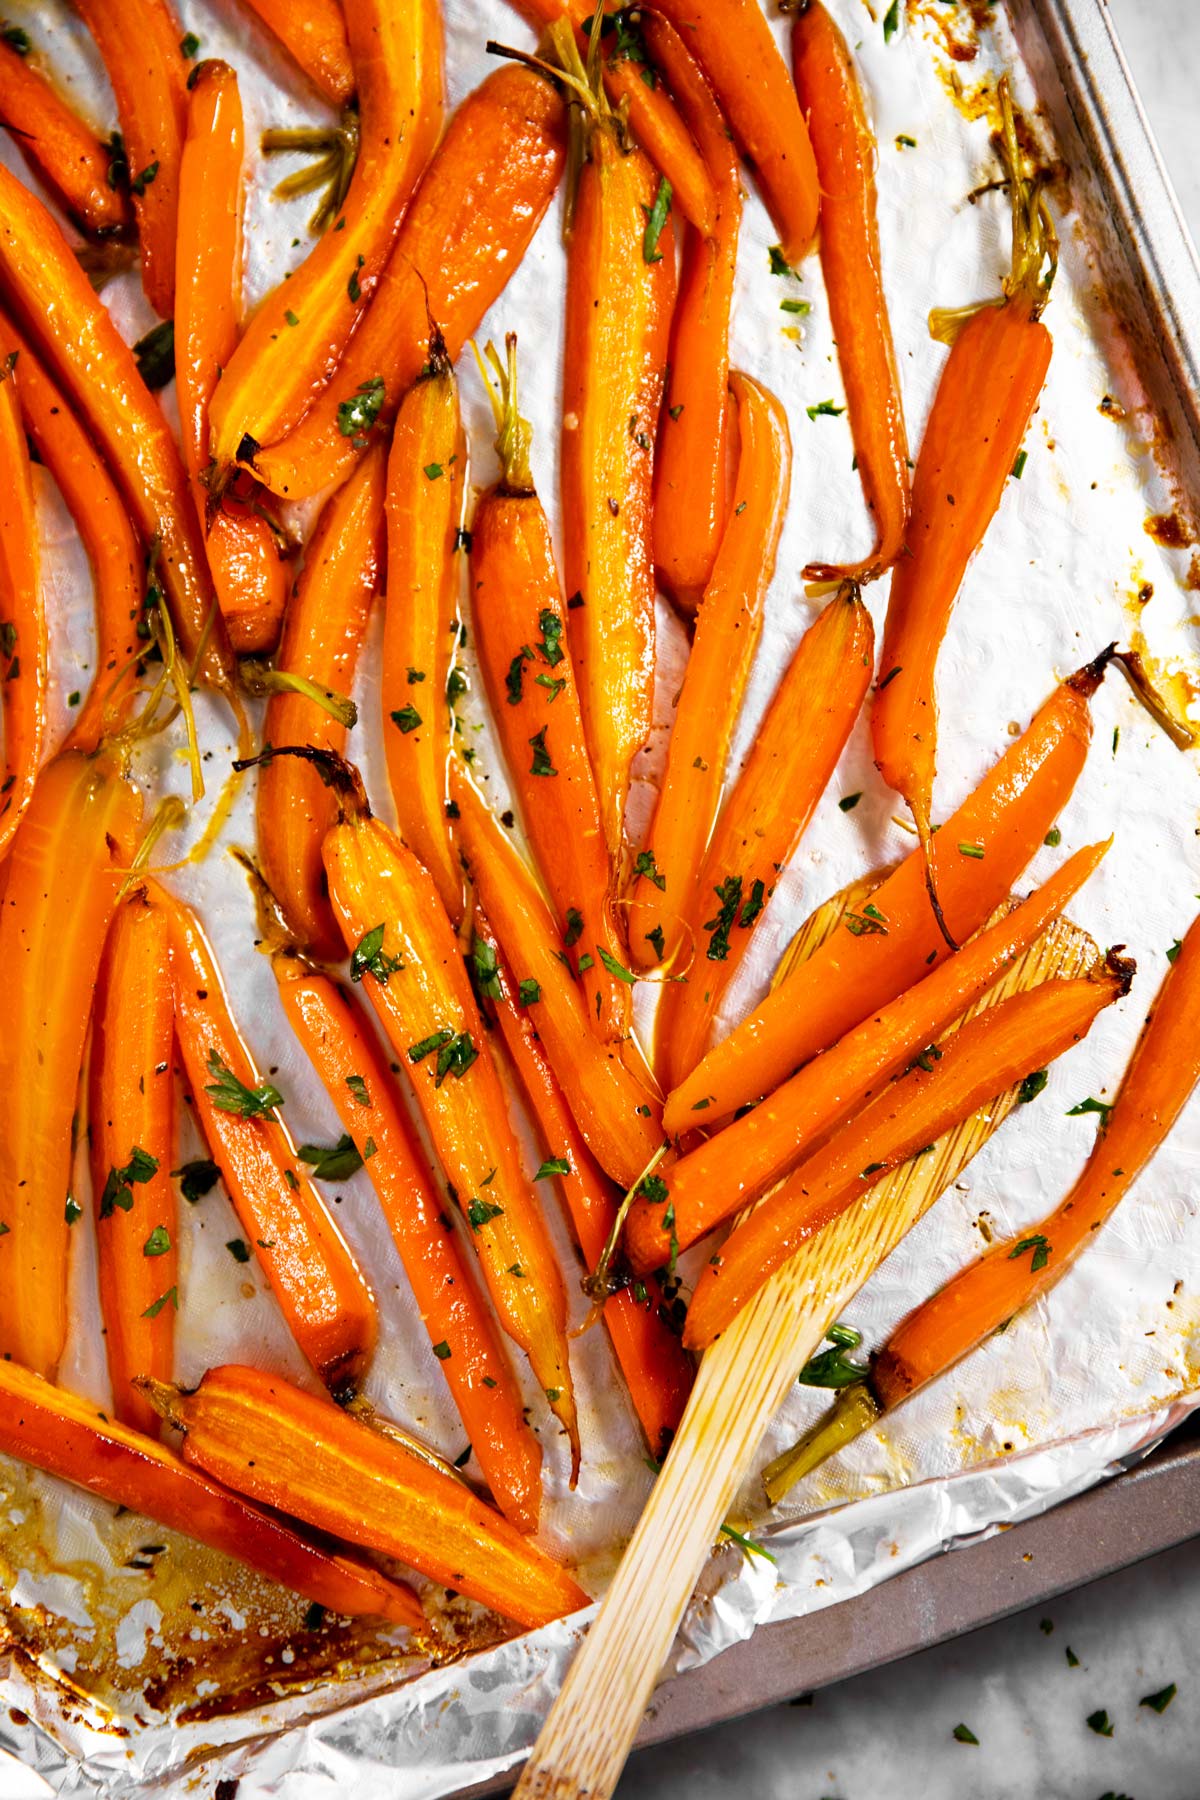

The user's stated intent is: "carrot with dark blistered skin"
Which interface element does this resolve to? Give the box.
[0,164,233,698]
[258,447,384,963]
[628,371,791,973]
[0,354,45,860]
[177,60,289,655]
[0,35,132,238]
[0,748,143,1377]
[0,1360,423,1626]
[452,765,662,1190]
[74,0,188,317]
[381,340,465,920]
[873,80,1056,863]
[479,919,691,1461]
[250,65,566,502]
[793,1,910,582]
[160,885,377,1398]
[237,0,354,106]
[655,583,874,1094]
[212,0,444,477]
[151,1364,589,1629]
[664,652,1112,1135]
[647,10,741,608]
[469,337,627,1039]
[89,888,177,1439]
[684,954,1131,1349]
[629,839,1109,1275]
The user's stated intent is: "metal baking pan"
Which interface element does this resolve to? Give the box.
[463,2,1200,1787]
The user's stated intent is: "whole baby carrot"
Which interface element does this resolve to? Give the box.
[469,336,628,1038]
[238,0,354,105]
[151,1364,590,1630]
[0,33,132,238]
[663,650,1113,1134]
[257,448,385,963]
[0,351,46,860]
[628,370,791,973]
[249,65,566,502]
[654,582,874,1093]
[793,1,910,581]
[380,337,465,920]
[684,954,1132,1348]
[628,840,1109,1274]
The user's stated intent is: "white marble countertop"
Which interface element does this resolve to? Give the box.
[612,3,1200,1795]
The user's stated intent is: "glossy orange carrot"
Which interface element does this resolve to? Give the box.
[684,955,1131,1349]
[479,919,692,1460]
[0,316,141,755]
[0,1361,423,1626]
[250,65,566,502]
[628,371,791,972]
[655,583,874,1094]
[74,0,187,317]
[309,754,579,1469]
[0,165,233,697]
[469,337,627,1039]
[646,11,741,607]
[258,448,384,963]
[0,354,46,859]
[212,0,444,476]
[380,339,465,919]
[177,60,288,655]
[155,1364,589,1629]
[0,35,132,238]
[663,651,1112,1135]
[452,765,663,1191]
[0,748,143,1377]
[872,80,1056,852]
[160,886,377,1397]
[556,22,676,855]
[269,945,544,1534]
[876,913,1200,1408]
[89,888,176,1438]
[629,839,1109,1275]
[238,0,355,106]
[793,2,910,581]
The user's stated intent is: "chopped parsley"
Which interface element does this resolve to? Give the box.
[350,923,402,984]
[883,0,901,42]
[806,399,845,421]
[598,946,636,985]
[797,1322,868,1389]
[839,792,862,812]
[1008,1233,1051,1273]
[133,320,175,390]
[537,609,564,665]
[1018,1069,1049,1105]
[131,161,159,197]
[638,1174,669,1205]
[99,1147,159,1218]
[142,1286,178,1319]
[227,1238,251,1263]
[336,376,385,440]
[470,936,502,1003]
[345,1074,370,1107]
[205,1049,282,1119]
[173,1158,220,1202]
[564,907,584,948]
[534,1156,571,1181]
[952,1724,978,1745]
[298,1135,363,1181]
[506,647,533,703]
[1067,1096,1114,1128]
[1140,1683,1176,1713]
[142,1225,172,1257]
[704,875,742,961]
[529,725,556,776]
[518,978,540,1006]
[432,1340,452,1360]
[467,1198,504,1231]
[642,176,672,263]
[391,703,422,733]
[1086,1710,1113,1737]
[634,849,665,890]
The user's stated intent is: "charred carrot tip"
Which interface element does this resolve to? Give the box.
[233,743,370,814]
[1067,642,1118,697]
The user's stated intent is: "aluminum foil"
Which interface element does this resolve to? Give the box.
[3,0,1200,1795]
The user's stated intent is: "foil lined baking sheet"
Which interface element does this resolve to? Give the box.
[2,0,1200,1795]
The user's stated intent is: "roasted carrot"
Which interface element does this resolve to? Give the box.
[684,953,1131,1349]
[159,886,377,1397]
[646,11,741,608]
[0,352,46,860]
[628,371,791,972]
[212,0,444,477]
[628,839,1109,1275]
[257,447,385,963]
[74,0,188,317]
[250,65,566,502]
[304,752,580,1469]
[556,21,676,855]
[0,34,132,238]
[655,582,874,1094]
[452,765,663,1192]
[469,336,627,1039]
[177,60,288,656]
[0,1361,422,1626]
[266,936,544,1534]
[89,888,177,1439]
[663,650,1112,1134]
[0,748,143,1376]
[872,79,1056,858]
[0,164,233,698]
[380,338,465,920]
[479,920,692,1460]
[0,316,141,755]
[152,1364,589,1629]
[237,0,355,106]
[793,2,910,581]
